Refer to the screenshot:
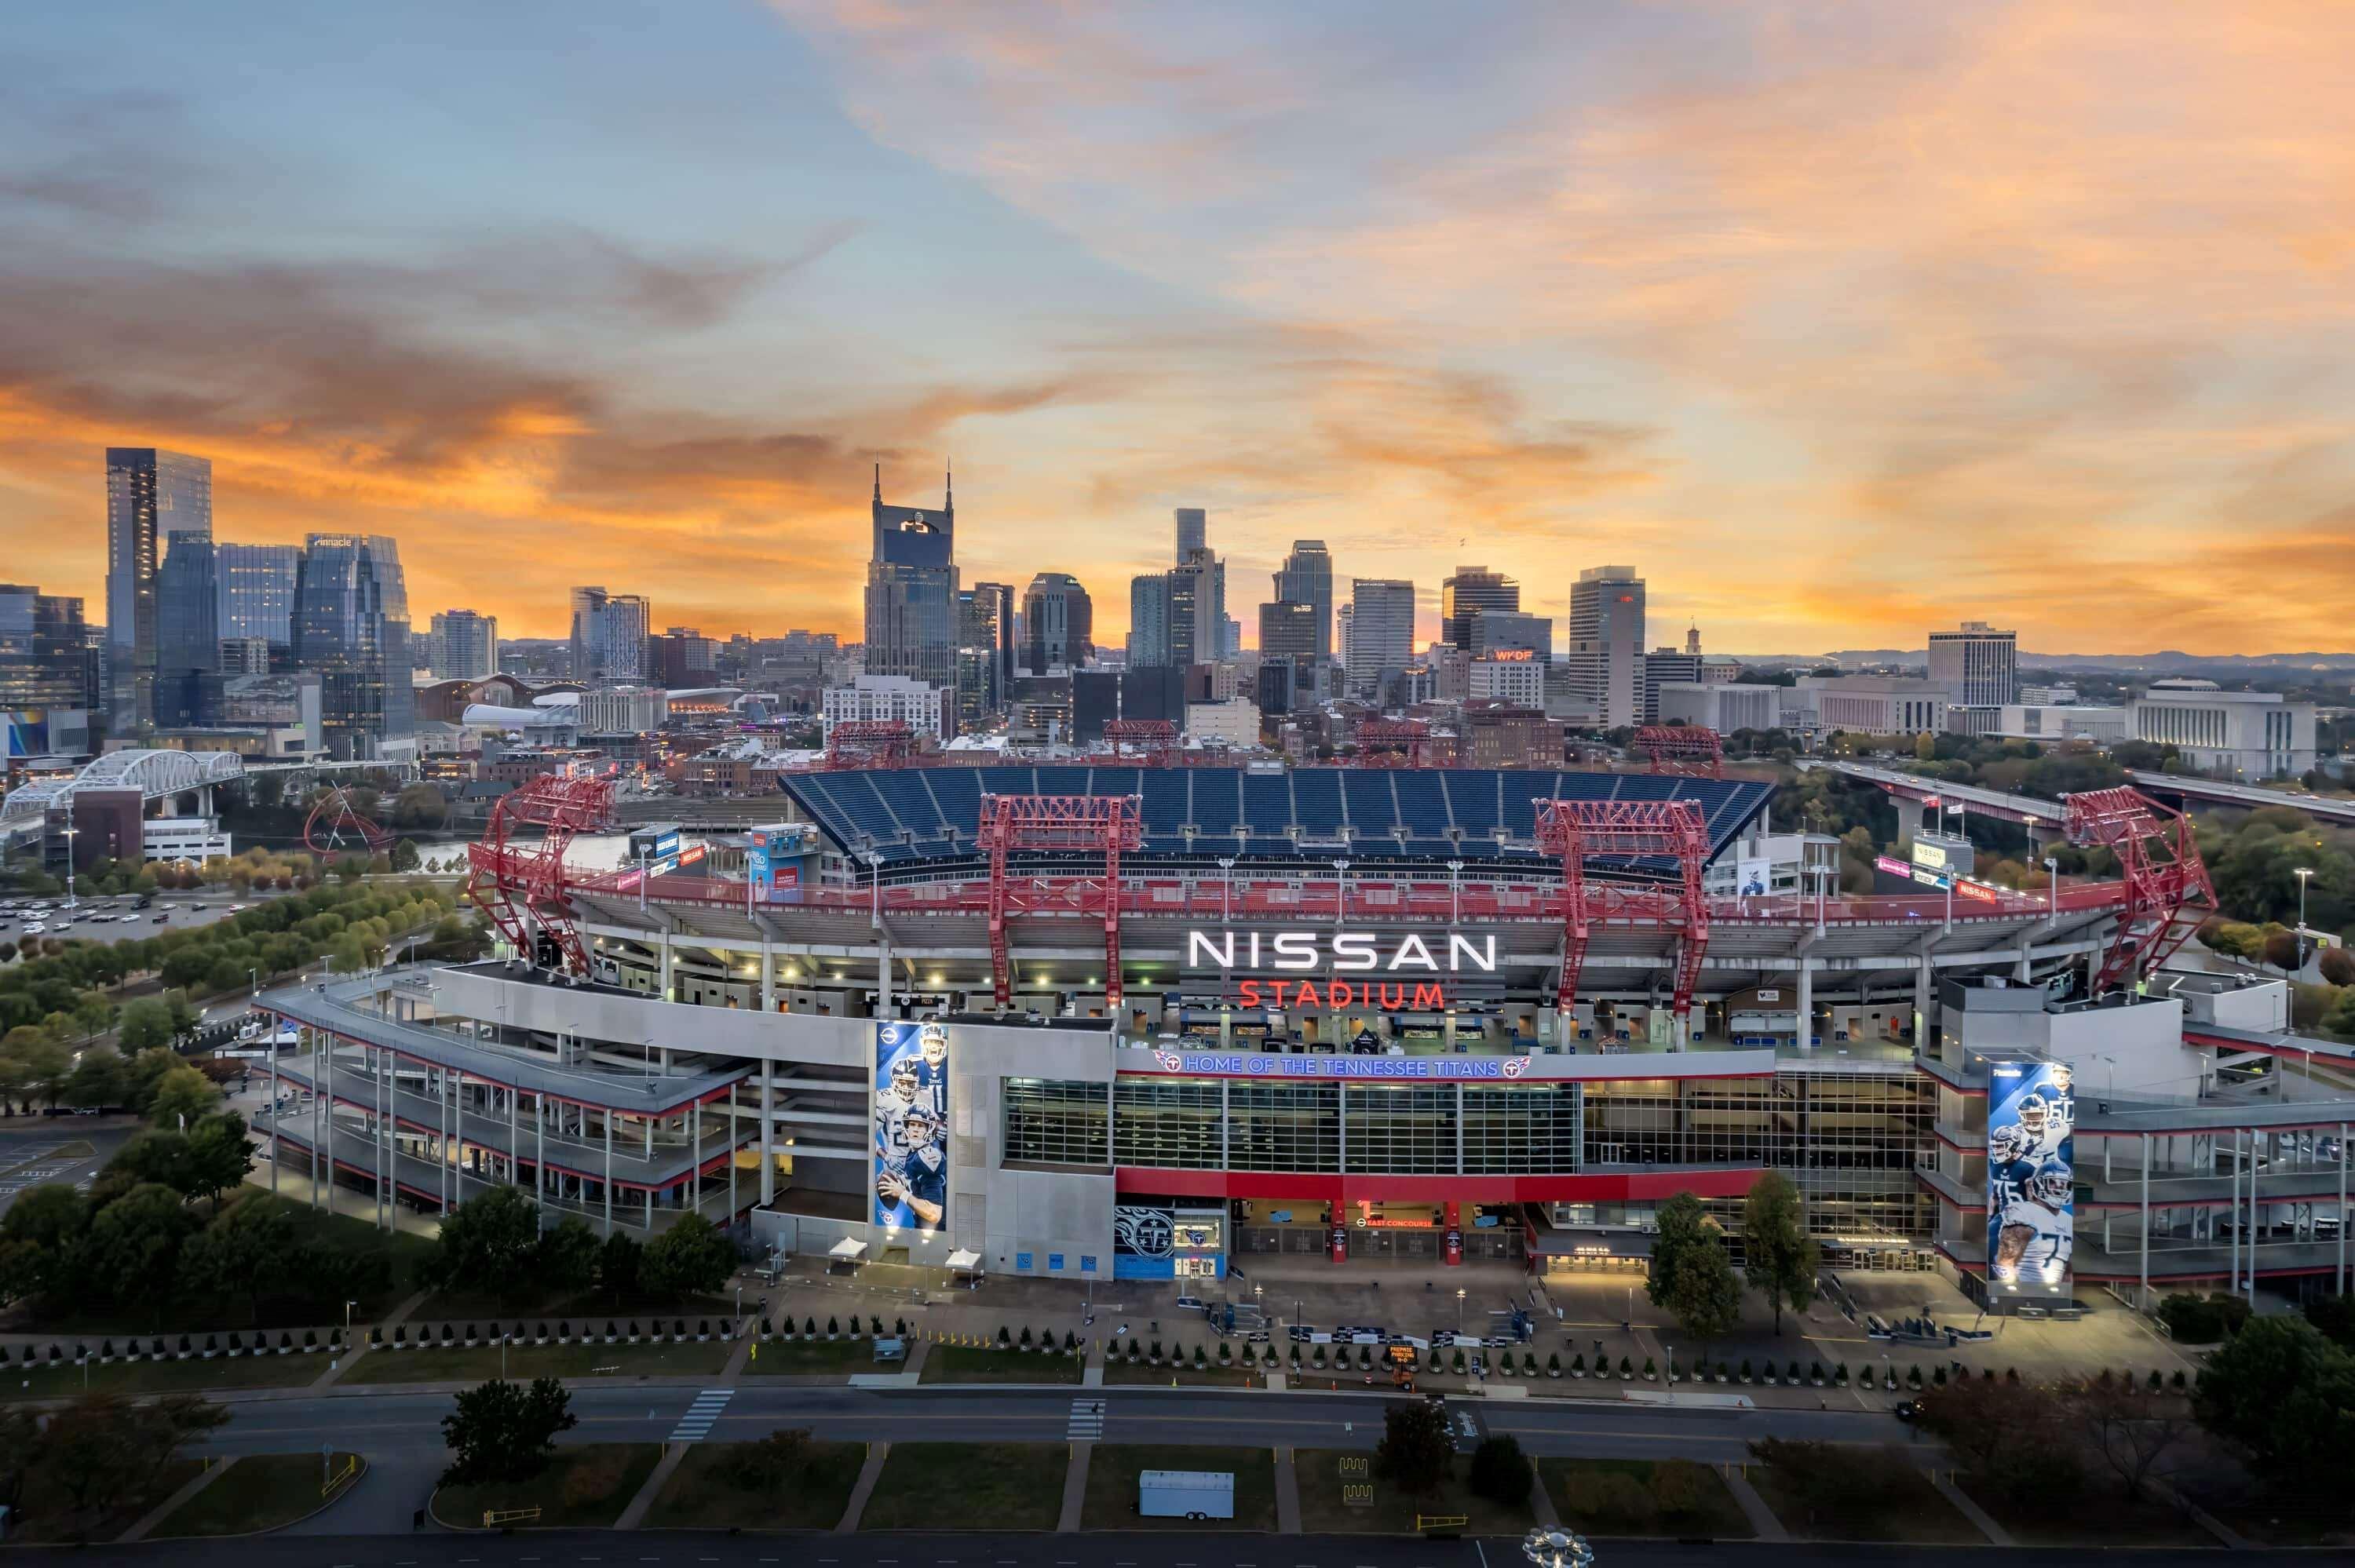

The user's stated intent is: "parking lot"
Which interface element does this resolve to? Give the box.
[2,886,298,957]
[0,1130,120,1217]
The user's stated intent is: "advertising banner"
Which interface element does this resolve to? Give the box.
[1987,1060,2076,1291]
[873,1020,950,1233]
[1735,856,1773,899]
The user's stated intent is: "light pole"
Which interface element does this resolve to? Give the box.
[1448,860,1464,923]
[2295,866,2313,939]
[1218,857,1235,922]
[1455,1285,1466,1339]
[1333,859,1351,927]
[60,824,78,910]
[2044,855,2059,914]
[636,847,650,912]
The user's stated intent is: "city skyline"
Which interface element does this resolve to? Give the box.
[4,2,2353,654]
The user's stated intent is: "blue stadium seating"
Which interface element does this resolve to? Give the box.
[776,767,1772,875]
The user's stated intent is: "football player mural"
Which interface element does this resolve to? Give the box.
[874,1021,950,1231]
[1988,1060,2075,1289]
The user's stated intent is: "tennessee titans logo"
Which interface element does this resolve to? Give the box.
[1115,1206,1175,1258]
[1152,1050,1184,1071]
[1501,1057,1530,1078]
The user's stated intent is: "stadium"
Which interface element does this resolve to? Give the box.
[248,750,2355,1317]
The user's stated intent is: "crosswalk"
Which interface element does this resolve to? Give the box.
[1065,1398,1104,1440]
[668,1387,734,1442]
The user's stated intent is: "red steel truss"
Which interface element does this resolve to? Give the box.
[1634,725,1724,779]
[2063,786,2215,993]
[824,720,915,769]
[1101,718,1178,768]
[1355,720,1457,768]
[975,793,1144,1011]
[302,787,392,857]
[1534,797,1713,1034]
[465,771,617,975]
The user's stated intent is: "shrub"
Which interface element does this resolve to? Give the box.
[561,1449,630,1510]
[1617,1355,1632,1378]
[1019,1326,1033,1348]
[1740,1358,1753,1381]
[1652,1459,1707,1518]
[1192,1344,1207,1367]
[1468,1435,1532,1504]
[1548,1352,1561,1377]
[829,1316,842,1338]
[1642,1357,1656,1380]
[1568,1353,1583,1375]
[1451,1348,1467,1373]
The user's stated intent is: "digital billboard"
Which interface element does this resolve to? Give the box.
[1987,1059,2076,1292]
[873,1019,949,1233]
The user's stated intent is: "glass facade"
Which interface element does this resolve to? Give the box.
[1226,1081,1340,1172]
[1112,1079,1222,1169]
[216,543,302,651]
[865,480,958,692]
[153,534,222,729]
[1342,1085,1458,1173]
[0,585,94,758]
[1002,1078,1109,1167]
[104,447,213,730]
[292,534,413,759]
[1463,1085,1581,1174]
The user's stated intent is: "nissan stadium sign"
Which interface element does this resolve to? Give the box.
[1149,1048,1532,1080]
[1185,928,1497,1010]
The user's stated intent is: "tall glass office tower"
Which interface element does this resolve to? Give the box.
[292,534,413,758]
[216,542,303,656]
[104,447,213,730]
[863,466,958,692]
[153,534,223,729]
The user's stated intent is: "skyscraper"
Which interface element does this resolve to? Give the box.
[1258,600,1320,708]
[1274,539,1335,669]
[1020,572,1094,673]
[152,534,222,728]
[1126,574,1170,667]
[1440,565,1519,651]
[1929,621,2018,709]
[429,609,499,681]
[1167,548,1223,669]
[293,534,414,758]
[955,587,1009,731]
[0,585,97,759]
[216,542,302,653]
[104,447,213,730]
[863,466,958,692]
[568,588,650,684]
[1565,564,1646,727]
[1346,578,1416,699]
[1174,507,1206,563]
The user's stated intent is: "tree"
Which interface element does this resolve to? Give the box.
[598,1230,642,1300]
[1741,1172,1820,1334]
[62,1046,129,1110]
[2067,1376,2191,1502]
[1467,1434,1532,1504]
[1913,1375,2079,1504]
[389,837,421,873]
[2193,1315,2355,1491]
[440,1377,578,1486]
[2262,928,2302,971]
[116,998,176,1054]
[78,1182,197,1322]
[535,1216,602,1296]
[720,1427,812,1490]
[184,1113,255,1210]
[148,1064,220,1129]
[2306,1293,2355,1351]
[179,1196,301,1321]
[2319,946,2355,987]
[429,1185,542,1303]
[35,1392,227,1531]
[1648,1192,1740,1344]
[1372,1398,1454,1494]
[104,1129,195,1198]
[641,1214,734,1299]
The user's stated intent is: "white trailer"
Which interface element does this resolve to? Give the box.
[1138,1470,1235,1521]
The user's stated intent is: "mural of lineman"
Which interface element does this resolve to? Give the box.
[873,1020,951,1231]
[1987,1060,2076,1287]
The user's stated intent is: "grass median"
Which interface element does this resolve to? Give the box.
[430,1442,663,1531]
[3,1352,324,1401]
[150,1451,364,1537]
[857,1442,1068,1531]
[641,1438,867,1530]
[11,1457,206,1544]
[1747,1451,1981,1543]
[341,1337,730,1385]
[918,1344,1083,1384]
[1293,1446,1537,1537]
[740,1338,874,1376]
[1081,1446,1276,1530]
[1539,1457,1754,1540]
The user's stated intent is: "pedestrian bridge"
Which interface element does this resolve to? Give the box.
[0,747,248,835]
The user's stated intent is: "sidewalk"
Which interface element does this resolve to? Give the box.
[117,1456,236,1543]
[836,1442,891,1533]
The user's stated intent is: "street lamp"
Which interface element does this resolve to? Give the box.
[1217,857,1235,922]
[1448,860,1464,923]
[60,823,78,910]
[1521,1526,1594,1568]
[2043,855,2059,914]
[2295,866,2313,936]
[1455,1285,1466,1338]
[636,846,651,912]
[1333,859,1351,927]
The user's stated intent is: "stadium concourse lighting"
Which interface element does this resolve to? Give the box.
[1217,856,1235,921]
[1448,859,1464,923]
[1523,1526,1594,1568]
[2296,866,2313,934]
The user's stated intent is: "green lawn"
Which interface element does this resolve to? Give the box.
[431,1443,663,1530]
[1747,1454,1982,1543]
[741,1337,877,1376]
[1294,1446,1538,1537]
[1539,1457,1754,1540]
[414,1288,735,1325]
[150,1451,363,1537]
[642,1439,867,1530]
[1955,1472,2201,1547]
[918,1345,1083,1384]
[13,1457,206,1544]
[2,1351,325,1401]
[1103,1360,1264,1389]
[858,1442,1068,1531]
[341,1337,730,1385]
[1082,1446,1276,1530]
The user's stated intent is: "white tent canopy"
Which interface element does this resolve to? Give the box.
[829,1237,868,1260]
[944,1249,983,1271]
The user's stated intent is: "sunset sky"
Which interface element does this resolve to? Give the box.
[4,1,2353,654]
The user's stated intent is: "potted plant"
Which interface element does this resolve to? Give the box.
[304,1329,319,1352]
[1219,1341,1233,1364]
[1810,1361,1825,1386]
[1642,1357,1656,1381]
[1569,1352,1584,1378]
[181,1333,195,1358]
[802,1315,817,1339]
[1618,1355,1634,1380]
[1549,1352,1562,1379]
[697,1318,712,1342]
[1193,1344,1207,1369]
[1451,1348,1467,1375]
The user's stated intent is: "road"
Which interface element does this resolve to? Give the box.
[0,1534,2324,1568]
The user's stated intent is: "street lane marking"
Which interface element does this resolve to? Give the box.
[667,1387,735,1442]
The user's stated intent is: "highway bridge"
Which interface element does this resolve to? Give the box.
[2130,768,2355,825]
[1,748,406,844]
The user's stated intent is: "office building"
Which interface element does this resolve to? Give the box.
[823,673,951,742]
[1174,507,1206,563]
[1169,549,1223,669]
[569,588,650,684]
[1658,682,1779,735]
[1798,674,1949,736]
[218,636,272,676]
[1470,656,1545,709]
[1928,622,2017,709]
[291,534,414,759]
[954,589,1005,731]
[1641,647,1706,724]
[216,542,302,652]
[1564,565,1646,729]
[0,585,96,760]
[1184,698,1260,749]
[1121,665,1187,725]
[1468,609,1552,664]
[1440,566,1518,651]
[1997,704,2129,745]
[864,466,958,692]
[104,447,213,730]
[152,534,223,729]
[578,686,670,735]
[1345,579,1417,700]
[2127,680,2316,779]
[1020,572,1093,674]
[429,610,500,682]
[1126,574,1170,668]
[1258,600,1321,707]
[1273,540,1335,667]
[1072,670,1119,744]
[648,626,717,689]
